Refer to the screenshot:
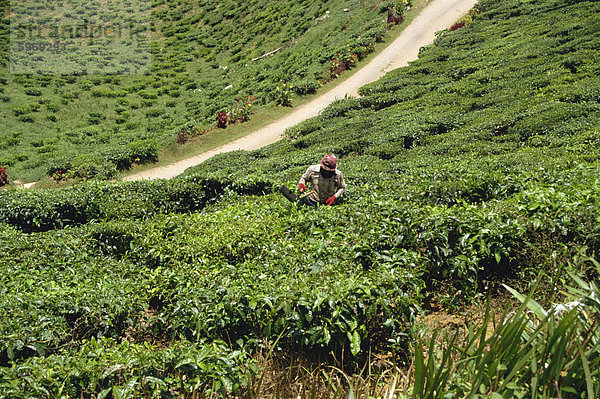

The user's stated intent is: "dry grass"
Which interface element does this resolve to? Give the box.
[238,342,411,399]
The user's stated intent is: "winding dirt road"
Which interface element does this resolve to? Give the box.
[124,0,477,181]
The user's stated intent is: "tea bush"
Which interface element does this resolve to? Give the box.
[0,338,250,397]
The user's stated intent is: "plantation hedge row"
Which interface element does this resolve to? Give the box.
[2,174,599,372]
[0,176,275,232]
[0,338,249,397]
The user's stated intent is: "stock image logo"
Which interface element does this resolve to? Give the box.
[9,0,152,74]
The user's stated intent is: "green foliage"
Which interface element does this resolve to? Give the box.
[273,83,292,107]
[0,338,250,397]
[45,140,160,182]
[0,175,275,232]
[292,78,320,95]
[1,0,600,394]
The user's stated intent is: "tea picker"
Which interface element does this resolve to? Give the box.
[280,154,346,209]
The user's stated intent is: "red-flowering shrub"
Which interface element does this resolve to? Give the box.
[177,130,188,144]
[216,112,228,128]
[0,167,8,187]
[449,7,481,31]
[326,48,359,82]
[387,7,404,24]
[450,20,467,31]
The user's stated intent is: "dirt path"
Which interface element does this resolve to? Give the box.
[124,0,477,181]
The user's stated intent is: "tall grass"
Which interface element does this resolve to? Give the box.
[409,259,600,399]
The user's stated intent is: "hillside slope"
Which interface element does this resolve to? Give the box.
[0,0,405,182]
[124,0,478,181]
[1,0,599,397]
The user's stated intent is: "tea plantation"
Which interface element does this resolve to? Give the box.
[0,0,404,182]
[1,0,600,397]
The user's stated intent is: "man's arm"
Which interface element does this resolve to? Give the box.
[299,165,316,186]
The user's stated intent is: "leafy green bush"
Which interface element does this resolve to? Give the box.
[24,88,42,96]
[0,338,250,398]
[292,78,320,94]
[101,140,158,171]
